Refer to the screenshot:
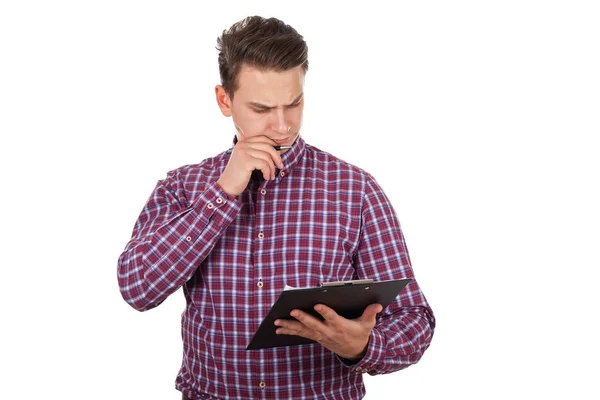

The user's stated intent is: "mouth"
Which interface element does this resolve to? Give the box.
[273,137,291,144]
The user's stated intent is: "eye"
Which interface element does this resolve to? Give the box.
[253,108,270,114]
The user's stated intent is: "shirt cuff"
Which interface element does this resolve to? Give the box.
[190,181,240,221]
[142,181,240,273]
[338,327,387,375]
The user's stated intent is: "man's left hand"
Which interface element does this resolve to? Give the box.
[274,303,383,360]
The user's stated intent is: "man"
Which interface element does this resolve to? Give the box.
[118,16,435,400]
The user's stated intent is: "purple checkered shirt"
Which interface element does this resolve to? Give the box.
[118,136,435,399]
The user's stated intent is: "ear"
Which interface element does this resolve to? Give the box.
[215,85,232,117]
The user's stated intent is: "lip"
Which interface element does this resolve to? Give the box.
[274,137,290,144]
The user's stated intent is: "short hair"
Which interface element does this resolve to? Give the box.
[216,16,309,98]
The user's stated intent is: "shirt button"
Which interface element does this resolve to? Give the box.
[207,202,214,209]
[258,232,264,240]
[216,197,223,204]
[259,381,266,389]
[257,281,264,289]
[185,236,192,242]
[280,171,285,177]
[260,189,267,196]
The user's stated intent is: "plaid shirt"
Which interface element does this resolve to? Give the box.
[118,136,435,399]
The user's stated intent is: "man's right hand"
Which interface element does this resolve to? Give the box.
[217,136,284,197]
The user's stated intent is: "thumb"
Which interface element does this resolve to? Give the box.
[235,124,246,140]
[360,303,383,322]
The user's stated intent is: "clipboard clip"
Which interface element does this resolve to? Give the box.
[320,279,374,287]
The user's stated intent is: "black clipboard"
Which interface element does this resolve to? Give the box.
[246,278,411,350]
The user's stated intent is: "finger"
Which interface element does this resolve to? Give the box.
[246,142,284,169]
[240,136,283,165]
[314,304,341,324]
[359,303,383,323]
[245,135,278,145]
[275,327,299,336]
[274,318,304,331]
[275,327,321,341]
[274,318,317,340]
[255,158,275,180]
[249,154,276,180]
[275,320,323,341]
[290,309,327,332]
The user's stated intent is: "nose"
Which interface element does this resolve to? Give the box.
[271,108,289,135]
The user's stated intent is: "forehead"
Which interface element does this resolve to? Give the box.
[235,65,305,104]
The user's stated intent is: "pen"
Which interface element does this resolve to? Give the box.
[226,145,292,154]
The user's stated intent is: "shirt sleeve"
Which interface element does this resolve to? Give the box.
[117,170,241,311]
[340,173,435,375]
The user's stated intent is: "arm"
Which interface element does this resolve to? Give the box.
[117,170,241,311]
[273,174,435,370]
[347,174,435,374]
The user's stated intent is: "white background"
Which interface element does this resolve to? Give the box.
[1,1,599,399]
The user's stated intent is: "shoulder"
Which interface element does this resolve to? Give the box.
[303,144,390,208]
[161,151,229,187]
[304,143,377,185]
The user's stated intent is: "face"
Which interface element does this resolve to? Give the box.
[216,65,305,150]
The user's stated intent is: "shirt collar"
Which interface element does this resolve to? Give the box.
[278,135,306,176]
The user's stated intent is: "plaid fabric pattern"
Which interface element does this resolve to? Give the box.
[118,136,435,399]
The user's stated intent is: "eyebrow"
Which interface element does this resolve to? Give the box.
[248,93,304,110]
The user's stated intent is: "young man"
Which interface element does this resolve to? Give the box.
[118,16,435,400]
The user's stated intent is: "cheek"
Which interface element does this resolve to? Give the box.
[234,113,269,137]
[289,106,304,125]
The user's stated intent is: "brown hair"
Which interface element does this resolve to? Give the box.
[216,16,309,98]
